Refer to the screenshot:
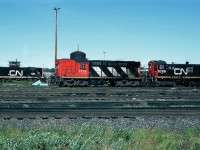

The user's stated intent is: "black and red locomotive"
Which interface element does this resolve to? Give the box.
[148,60,200,86]
[52,51,141,87]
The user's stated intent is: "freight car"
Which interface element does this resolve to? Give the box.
[51,51,141,87]
[148,60,200,86]
[0,60,44,82]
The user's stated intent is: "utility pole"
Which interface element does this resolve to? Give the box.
[54,7,60,70]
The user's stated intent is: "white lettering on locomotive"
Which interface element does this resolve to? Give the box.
[174,68,187,75]
[8,70,23,76]
[158,70,166,74]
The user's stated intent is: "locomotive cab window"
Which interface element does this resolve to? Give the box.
[154,64,157,71]
[159,65,165,70]
[149,63,152,69]
[80,63,86,70]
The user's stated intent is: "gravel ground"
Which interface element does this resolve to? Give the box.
[1,117,199,131]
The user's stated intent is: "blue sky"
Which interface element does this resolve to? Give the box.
[0,0,200,68]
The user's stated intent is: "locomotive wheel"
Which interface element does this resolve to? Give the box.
[59,81,64,87]
[115,80,131,87]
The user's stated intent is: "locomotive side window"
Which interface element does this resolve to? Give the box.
[186,67,193,73]
[149,63,152,69]
[80,63,86,70]
[159,65,164,70]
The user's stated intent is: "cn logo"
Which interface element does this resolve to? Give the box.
[174,68,187,75]
[8,70,23,76]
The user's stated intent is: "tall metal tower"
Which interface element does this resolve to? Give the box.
[54,7,60,70]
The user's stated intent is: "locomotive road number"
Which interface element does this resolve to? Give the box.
[158,70,166,74]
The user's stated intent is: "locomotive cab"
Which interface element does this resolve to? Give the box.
[148,60,170,86]
[9,60,21,68]
[148,60,167,78]
[55,50,90,86]
[55,51,89,78]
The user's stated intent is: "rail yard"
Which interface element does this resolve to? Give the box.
[0,85,199,130]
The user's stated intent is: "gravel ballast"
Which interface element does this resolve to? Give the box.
[1,117,199,131]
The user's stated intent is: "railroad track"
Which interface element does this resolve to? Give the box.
[0,87,200,102]
[1,107,200,119]
[0,86,199,119]
[0,101,199,119]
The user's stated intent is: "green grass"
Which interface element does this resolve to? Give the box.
[0,125,199,150]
